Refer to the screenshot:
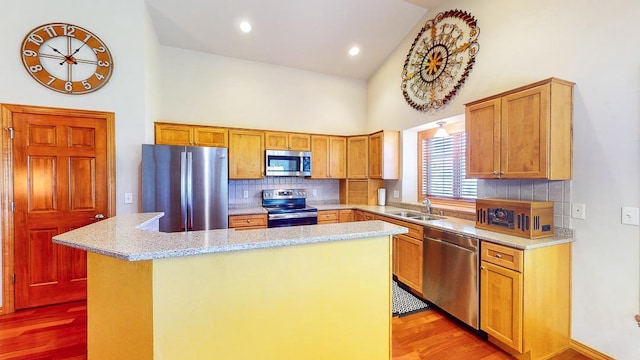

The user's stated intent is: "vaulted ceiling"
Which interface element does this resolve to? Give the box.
[146,0,444,80]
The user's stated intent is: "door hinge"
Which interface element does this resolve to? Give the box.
[4,127,14,139]
[12,274,16,284]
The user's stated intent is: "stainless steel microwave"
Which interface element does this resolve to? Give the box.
[265,149,312,177]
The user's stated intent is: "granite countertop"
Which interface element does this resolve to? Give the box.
[231,204,575,250]
[52,213,408,261]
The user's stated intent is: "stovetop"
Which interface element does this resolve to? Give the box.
[262,188,316,214]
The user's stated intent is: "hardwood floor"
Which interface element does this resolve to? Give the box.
[0,301,591,360]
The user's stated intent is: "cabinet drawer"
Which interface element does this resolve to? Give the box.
[229,214,267,229]
[318,210,339,223]
[481,242,523,272]
[377,215,424,240]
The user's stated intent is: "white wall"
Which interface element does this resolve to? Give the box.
[367,0,640,358]
[157,46,367,135]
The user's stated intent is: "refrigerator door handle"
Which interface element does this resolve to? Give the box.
[180,151,188,231]
[186,151,194,231]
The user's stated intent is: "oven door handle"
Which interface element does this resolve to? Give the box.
[269,212,318,220]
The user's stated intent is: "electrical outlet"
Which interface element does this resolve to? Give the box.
[571,203,586,219]
[312,189,318,196]
[393,190,400,198]
[124,192,133,204]
[243,190,249,199]
[622,207,639,226]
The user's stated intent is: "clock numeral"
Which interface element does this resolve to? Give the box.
[46,76,56,85]
[63,25,76,36]
[97,60,110,67]
[29,65,43,73]
[82,80,92,90]
[82,33,92,43]
[95,73,105,81]
[65,81,73,92]
[42,25,58,38]
[23,50,38,57]
[27,34,44,46]
[92,46,106,55]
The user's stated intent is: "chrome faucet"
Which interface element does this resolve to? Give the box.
[422,198,432,215]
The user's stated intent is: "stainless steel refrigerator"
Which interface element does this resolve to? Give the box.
[141,144,228,232]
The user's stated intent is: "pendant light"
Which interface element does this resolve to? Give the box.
[434,121,449,138]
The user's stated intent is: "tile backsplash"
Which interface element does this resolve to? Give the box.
[229,177,340,207]
[477,179,571,228]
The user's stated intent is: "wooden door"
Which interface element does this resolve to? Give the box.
[465,98,502,178]
[154,123,193,145]
[368,132,382,178]
[288,133,310,151]
[501,83,549,178]
[394,234,423,293]
[229,129,264,179]
[11,108,111,309]
[193,126,228,147]
[480,260,523,352]
[264,131,289,150]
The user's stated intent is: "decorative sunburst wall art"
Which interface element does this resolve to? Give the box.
[401,10,480,112]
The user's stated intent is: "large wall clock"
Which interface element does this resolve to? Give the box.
[401,10,479,112]
[20,23,114,95]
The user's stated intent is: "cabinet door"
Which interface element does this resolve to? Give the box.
[318,210,339,224]
[501,84,550,178]
[229,214,267,230]
[264,131,289,150]
[311,135,329,178]
[338,209,354,222]
[328,137,346,178]
[395,234,423,293]
[465,98,501,178]
[194,127,228,147]
[354,210,365,221]
[480,260,523,352]
[369,132,383,178]
[155,123,193,146]
[347,136,368,178]
[229,130,264,179]
[289,133,311,151]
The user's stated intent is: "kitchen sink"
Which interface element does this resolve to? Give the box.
[385,210,446,221]
[407,214,446,221]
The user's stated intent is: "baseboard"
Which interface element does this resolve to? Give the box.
[570,339,614,360]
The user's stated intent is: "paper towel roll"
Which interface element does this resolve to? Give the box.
[377,188,386,206]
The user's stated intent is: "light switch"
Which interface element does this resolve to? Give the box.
[124,192,133,204]
[312,189,318,196]
[243,190,249,199]
[622,207,639,226]
[571,203,586,219]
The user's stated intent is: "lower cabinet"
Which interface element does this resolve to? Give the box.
[228,214,267,230]
[318,209,355,224]
[377,215,424,294]
[480,241,571,360]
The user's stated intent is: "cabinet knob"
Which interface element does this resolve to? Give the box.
[500,171,505,175]
[495,253,502,258]
[492,171,498,175]
[480,266,486,270]
[246,219,251,223]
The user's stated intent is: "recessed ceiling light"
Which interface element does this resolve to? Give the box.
[240,21,252,33]
[348,46,360,56]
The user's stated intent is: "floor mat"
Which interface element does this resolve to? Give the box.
[392,280,430,317]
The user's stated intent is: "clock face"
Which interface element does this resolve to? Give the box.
[21,23,114,95]
[401,10,480,112]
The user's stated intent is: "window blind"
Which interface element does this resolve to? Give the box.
[421,132,477,199]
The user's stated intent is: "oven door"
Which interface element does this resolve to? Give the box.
[268,212,318,228]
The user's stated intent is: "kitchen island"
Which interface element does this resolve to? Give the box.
[53,213,407,360]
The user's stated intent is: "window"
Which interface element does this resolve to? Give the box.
[419,128,477,201]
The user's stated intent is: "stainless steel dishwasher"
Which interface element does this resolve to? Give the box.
[423,227,479,329]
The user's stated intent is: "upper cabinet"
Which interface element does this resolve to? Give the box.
[347,136,369,179]
[311,135,346,179]
[155,122,228,147]
[369,130,400,180]
[465,78,574,180]
[265,131,311,151]
[229,129,264,179]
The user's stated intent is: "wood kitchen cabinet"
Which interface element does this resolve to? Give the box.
[368,130,400,179]
[340,179,384,205]
[338,209,354,222]
[465,78,574,179]
[311,135,346,179]
[229,129,264,179]
[155,122,228,147]
[265,131,311,151]
[480,241,571,359]
[228,214,267,230]
[347,135,369,179]
[318,209,354,223]
[377,215,424,294]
